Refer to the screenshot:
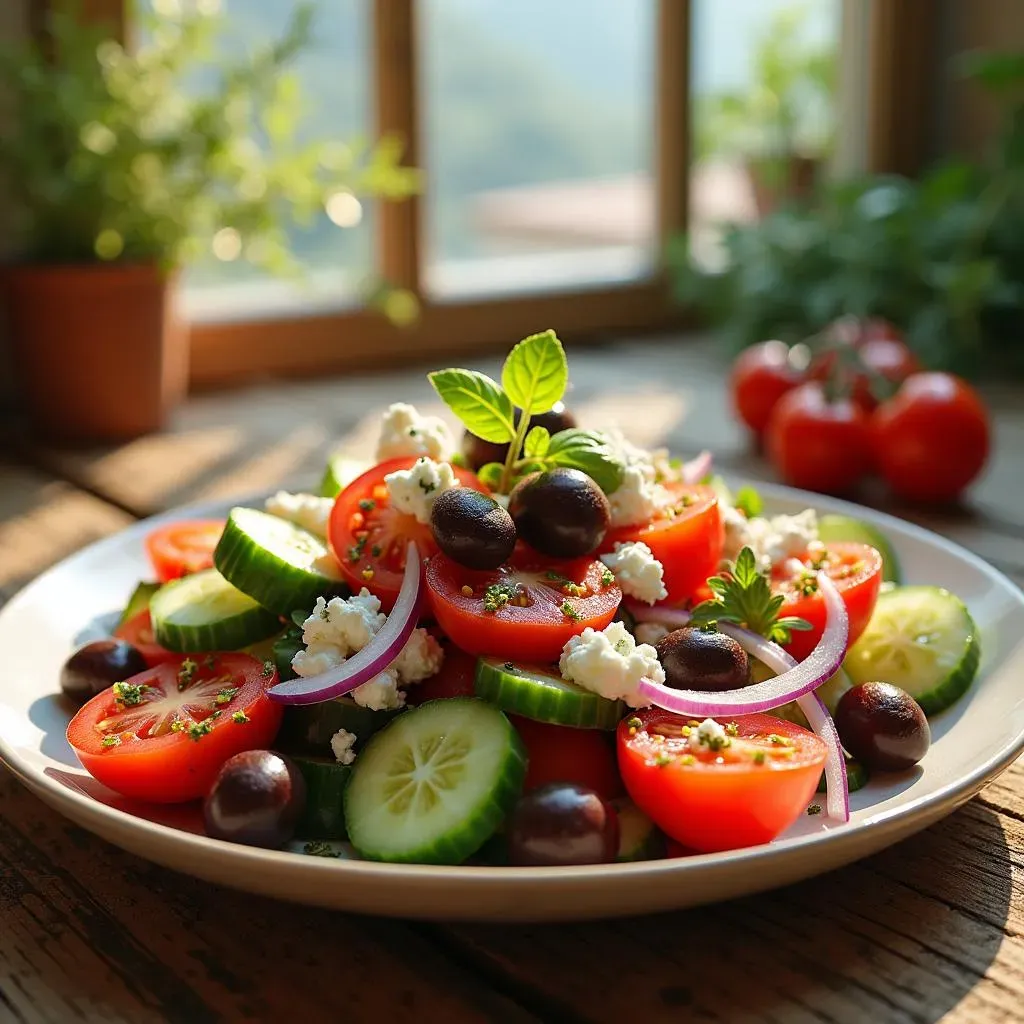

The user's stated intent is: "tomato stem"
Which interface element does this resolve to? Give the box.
[499,410,532,493]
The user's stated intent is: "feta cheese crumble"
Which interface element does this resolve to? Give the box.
[692,717,730,753]
[600,541,668,605]
[603,431,671,528]
[330,728,358,765]
[384,457,459,524]
[558,620,663,708]
[376,403,454,462]
[721,507,819,573]
[265,491,334,538]
[291,590,445,708]
[634,622,671,647]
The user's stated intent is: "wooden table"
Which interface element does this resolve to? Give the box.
[1,336,1022,1024]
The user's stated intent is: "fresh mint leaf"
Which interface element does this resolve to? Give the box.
[501,330,568,416]
[546,429,626,494]
[428,368,516,443]
[476,462,505,490]
[523,425,550,459]
[734,485,763,519]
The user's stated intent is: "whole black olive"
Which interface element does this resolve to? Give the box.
[507,782,619,866]
[60,640,149,706]
[834,682,930,772]
[462,404,577,471]
[203,750,307,849]
[507,468,610,558]
[430,488,516,569]
[655,627,750,691]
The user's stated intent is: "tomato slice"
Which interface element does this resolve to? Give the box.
[67,653,283,804]
[328,457,489,610]
[145,520,226,583]
[603,483,723,605]
[113,609,177,667]
[424,550,621,663]
[511,715,624,801]
[617,710,826,853]
[773,541,883,661]
[406,640,478,703]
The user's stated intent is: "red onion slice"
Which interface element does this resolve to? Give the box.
[796,690,850,821]
[681,450,713,485]
[268,542,423,706]
[632,574,849,717]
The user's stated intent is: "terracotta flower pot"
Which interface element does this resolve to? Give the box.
[3,263,188,443]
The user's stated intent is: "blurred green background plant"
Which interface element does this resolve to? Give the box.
[672,50,1024,378]
[0,0,418,280]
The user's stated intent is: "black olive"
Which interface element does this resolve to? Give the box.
[203,750,307,849]
[507,468,609,559]
[655,627,750,691]
[430,488,516,569]
[60,640,149,706]
[507,782,619,866]
[834,682,930,772]
[462,404,577,471]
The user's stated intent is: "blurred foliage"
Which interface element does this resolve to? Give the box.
[672,50,1024,378]
[0,0,419,278]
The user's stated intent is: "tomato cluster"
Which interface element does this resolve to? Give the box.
[729,320,990,503]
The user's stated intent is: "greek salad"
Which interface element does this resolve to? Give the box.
[59,331,980,866]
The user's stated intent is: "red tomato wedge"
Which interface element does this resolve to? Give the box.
[512,715,624,801]
[114,609,177,667]
[773,541,883,661]
[424,550,621,663]
[328,457,488,610]
[618,711,826,853]
[67,653,283,804]
[603,483,723,606]
[145,520,226,583]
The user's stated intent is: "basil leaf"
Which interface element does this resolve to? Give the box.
[476,462,505,490]
[428,368,516,443]
[546,429,626,494]
[523,425,550,459]
[501,330,568,415]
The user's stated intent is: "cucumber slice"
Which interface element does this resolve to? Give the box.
[818,513,901,584]
[149,569,280,652]
[344,698,526,864]
[277,697,402,756]
[214,507,349,617]
[272,629,303,682]
[475,657,626,731]
[844,585,980,715]
[818,756,868,794]
[292,755,352,840]
[319,456,363,498]
[117,581,161,628]
[614,798,666,862]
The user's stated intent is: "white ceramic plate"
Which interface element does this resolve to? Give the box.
[1,483,1022,922]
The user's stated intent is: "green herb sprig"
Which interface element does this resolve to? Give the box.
[689,547,812,645]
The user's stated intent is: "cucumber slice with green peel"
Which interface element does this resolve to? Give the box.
[614,798,666,862]
[292,755,352,840]
[319,456,364,498]
[817,756,868,794]
[844,585,980,716]
[818,513,901,584]
[149,569,280,652]
[117,581,161,628]
[214,507,349,617]
[277,697,402,756]
[475,657,627,731]
[344,698,526,864]
[272,630,303,682]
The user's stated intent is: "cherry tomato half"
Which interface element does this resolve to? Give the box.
[67,653,283,804]
[328,457,489,610]
[730,340,807,436]
[872,372,990,504]
[604,483,723,606]
[145,520,226,583]
[773,541,883,662]
[424,550,621,663]
[617,710,826,853]
[113,609,177,667]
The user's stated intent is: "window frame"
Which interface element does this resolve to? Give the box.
[65,0,927,387]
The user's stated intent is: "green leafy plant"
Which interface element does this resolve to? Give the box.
[428,330,625,494]
[672,49,1024,378]
[0,0,419,289]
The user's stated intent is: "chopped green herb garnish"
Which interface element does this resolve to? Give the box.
[600,568,615,588]
[483,581,519,612]
[807,804,822,816]
[184,713,221,742]
[303,840,341,858]
[688,546,812,645]
[503,661,517,671]
[767,734,791,746]
[231,711,250,724]
[627,716,642,729]
[796,571,819,597]
[418,477,436,494]
[177,658,199,690]
[101,735,121,748]
[347,535,368,563]
[733,485,763,519]
[752,750,766,765]
[560,600,582,622]
[214,686,239,706]
[679,754,696,766]
[358,498,376,512]
[204,655,218,670]
[112,681,147,707]
[371,544,383,558]
[725,722,739,737]
[655,752,673,767]
[262,659,275,678]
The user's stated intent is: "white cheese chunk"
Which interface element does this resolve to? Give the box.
[376,403,454,462]
[600,541,668,605]
[558,620,663,708]
[384,457,459,525]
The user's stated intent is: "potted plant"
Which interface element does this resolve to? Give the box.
[0,1,418,442]
[694,3,836,217]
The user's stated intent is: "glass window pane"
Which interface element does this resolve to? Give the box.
[419,0,657,300]
[142,0,373,321]
[689,0,841,265]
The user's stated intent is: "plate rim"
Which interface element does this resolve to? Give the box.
[2,479,1023,892]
